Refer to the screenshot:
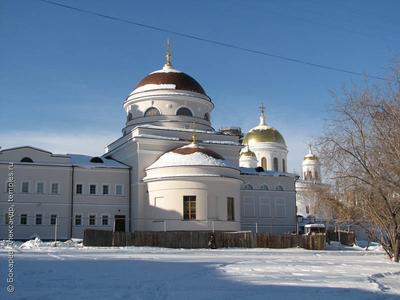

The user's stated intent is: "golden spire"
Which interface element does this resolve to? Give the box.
[165,39,172,67]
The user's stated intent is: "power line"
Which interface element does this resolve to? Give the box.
[36,0,386,81]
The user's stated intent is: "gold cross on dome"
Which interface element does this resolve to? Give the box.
[165,39,172,67]
[259,102,266,114]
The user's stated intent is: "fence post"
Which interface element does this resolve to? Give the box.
[54,216,58,243]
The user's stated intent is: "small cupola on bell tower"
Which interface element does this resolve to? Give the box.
[302,144,321,182]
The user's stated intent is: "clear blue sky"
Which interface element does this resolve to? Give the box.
[1,0,399,173]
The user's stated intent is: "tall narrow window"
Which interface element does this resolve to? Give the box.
[261,157,267,169]
[183,196,196,220]
[227,197,235,221]
[51,183,59,194]
[273,157,279,172]
[116,185,123,196]
[20,214,27,225]
[75,215,82,226]
[282,159,286,172]
[5,213,9,225]
[102,215,109,226]
[35,214,42,225]
[89,215,96,226]
[102,185,109,195]
[22,182,29,193]
[50,214,57,225]
[37,182,44,194]
[90,185,96,195]
[76,184,82,194]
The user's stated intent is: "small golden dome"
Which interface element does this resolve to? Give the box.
[304,154,318,161]
[242,127,286,145]
[240,148,256,157]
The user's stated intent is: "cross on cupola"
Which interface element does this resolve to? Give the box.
[165,39,172,67]
[259,102,266,126]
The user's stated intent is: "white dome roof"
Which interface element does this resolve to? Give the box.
[147,143,231,169]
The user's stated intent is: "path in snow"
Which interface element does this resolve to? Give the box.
[0,243,399,300]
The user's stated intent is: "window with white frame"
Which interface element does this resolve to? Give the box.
[51,183,59,194]
[76,184,83,194]
[102,185,109,195]
[75,215,82,226]
[102,215,109,226]
[20,214,27,225]
[90,185,96,195]
[89,215,96,226]
[35,214,42,225]
[227,197,235,221]
[37,182,44,194]
[50,214,57,225]
[116,185,123,196]
[22,182,29,193]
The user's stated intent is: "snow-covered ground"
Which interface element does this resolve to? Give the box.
[0,239,399,300]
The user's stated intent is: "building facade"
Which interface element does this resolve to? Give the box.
[0,50,298,239]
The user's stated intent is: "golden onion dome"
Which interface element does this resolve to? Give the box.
[242,126,286,146]
[303,153,318,161]
[303,145,318,161]
[240,148,256,157]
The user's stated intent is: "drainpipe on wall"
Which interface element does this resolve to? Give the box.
[70,165,75,239]
[128,167,132,232]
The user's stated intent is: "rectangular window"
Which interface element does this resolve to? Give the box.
[37,182,44,194]
[227,197,235,221]
[115,185,123,196]
[35,214,42,225]
[102,185,109,195]
[76,184,82,194]
[20,214,27,225]
[90,185,96,195]
[50,214,57,225]
[89,215,96,226]
[22,182,29,193]
[75,215,82,226]
[102,215,108,226]
[183,195,196,220]
[5,213,9,225]
[51,183,59,194]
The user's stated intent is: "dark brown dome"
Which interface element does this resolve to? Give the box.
[133,70,207,96]
[173,144,224,160]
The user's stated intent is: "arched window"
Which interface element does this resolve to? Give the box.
[260,184,269,190]
[127,112,132,122]
[276,185,284,191]
[176,107,193,116]
[282,159,286,172]
[90,157,104,163]
[273,157,279,172]
[21,157,33,163]
[241,184,253,190]
[144,107,161,117]
[204,112,210,121]
[261,157,267,169]
[314,171,319,180]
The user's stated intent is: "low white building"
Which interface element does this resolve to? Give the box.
[0,48,298,239]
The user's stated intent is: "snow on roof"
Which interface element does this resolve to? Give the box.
[132,83,177,94]
[135,134,180,141]
[202,140,240,146]
[138,124,217,134]
[148,150,232,169]
[150,66,181,74]
[239,167,296,177]
[69,154,129,169]
[305,224,326,228]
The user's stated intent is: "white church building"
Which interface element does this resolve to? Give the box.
[0,49,300,240]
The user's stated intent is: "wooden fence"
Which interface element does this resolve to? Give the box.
[326,230,355,246]
[84,229,326,250]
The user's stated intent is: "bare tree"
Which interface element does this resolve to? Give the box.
[316,64,400,262]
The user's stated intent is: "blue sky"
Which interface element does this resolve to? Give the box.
[1,0,399,173]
